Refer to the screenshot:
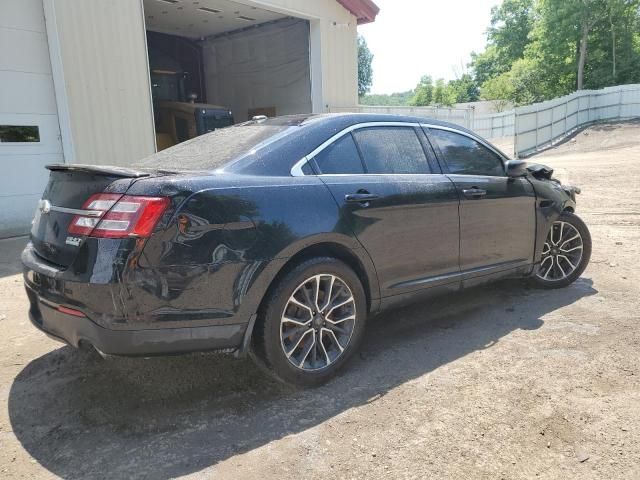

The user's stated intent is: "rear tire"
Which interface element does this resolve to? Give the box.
[251,257,367,386]
[531,211,591,289]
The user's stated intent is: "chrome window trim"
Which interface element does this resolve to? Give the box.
[446,173,513,180]
[290,158,309,177]
[308,173,446,178]
[290,121,508,177]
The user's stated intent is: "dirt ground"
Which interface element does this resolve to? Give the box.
[1,121,639,480]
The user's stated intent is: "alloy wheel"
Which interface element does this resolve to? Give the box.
[280,274,357,371]
[536,221,584,282]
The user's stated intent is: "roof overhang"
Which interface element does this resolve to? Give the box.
[336,0,380,25]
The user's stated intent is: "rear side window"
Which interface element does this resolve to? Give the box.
[313,134,365,174]
[352,127,430,174]
[429,128,505,177]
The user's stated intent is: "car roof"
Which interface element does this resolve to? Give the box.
[247,112,475,136]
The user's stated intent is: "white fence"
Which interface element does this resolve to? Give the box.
[329,105,514,135]
[472,110,515,140]
[336,83,640,158]
[513,84,640,157]
[329,105,474,129]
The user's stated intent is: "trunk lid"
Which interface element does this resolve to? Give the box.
[30,164,151,268]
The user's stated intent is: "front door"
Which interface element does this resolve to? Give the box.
[309,125,461,297]
[427,127,536,278]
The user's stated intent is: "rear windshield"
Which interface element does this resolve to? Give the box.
[135,122,297,171]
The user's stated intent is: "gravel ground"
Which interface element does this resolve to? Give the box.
[1,121,639,480]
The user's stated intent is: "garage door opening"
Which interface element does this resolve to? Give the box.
[143,0,313,151]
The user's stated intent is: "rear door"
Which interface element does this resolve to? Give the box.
[426,126,536,279]
[309,123,461,297]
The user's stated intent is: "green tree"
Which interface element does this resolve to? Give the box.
[408,0,640,108]
[408,74,478,107]
[470,0,535,84]
[481,73,515,110]
[474,0,640,104]
[357,35,374,97]
[539,0,605,90]
[448,74,481,103]
[482,57,545,107]
[524,0,607,94]
[488,0,536,66]
[432,78,455,106]
[587,0,640,86]
[410,75,434,106]
[470,47,504,87]
[360,90,414,106]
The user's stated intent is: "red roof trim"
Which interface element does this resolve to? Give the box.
[336,0,380,25]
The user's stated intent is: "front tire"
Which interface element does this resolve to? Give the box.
[532,211,592,289]
[252,257,367,386]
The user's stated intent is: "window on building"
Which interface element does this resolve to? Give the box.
[0,126,40,143]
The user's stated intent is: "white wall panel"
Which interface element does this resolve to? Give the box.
[237,0,359,110]
[0,153,61,196]
[0,27,51,74]
[0,195,43,238]
[46,0,156,167]
[203,19,312,122]
[0,71,58,115]
[0,0,46,32]
[0,0,62,237]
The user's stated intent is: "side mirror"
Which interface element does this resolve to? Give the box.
[505,159,528,178]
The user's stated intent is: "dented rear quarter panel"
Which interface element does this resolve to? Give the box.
[109,173,378,330]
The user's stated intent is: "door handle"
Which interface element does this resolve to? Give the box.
[462,188,487,199]
[345,193,379,204]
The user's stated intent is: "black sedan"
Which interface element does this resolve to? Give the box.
[22,114,591,385]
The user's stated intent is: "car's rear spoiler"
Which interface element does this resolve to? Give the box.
[46,164,151,178]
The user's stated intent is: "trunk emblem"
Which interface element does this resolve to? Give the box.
[65,236,82,247]
[38,199,52,214]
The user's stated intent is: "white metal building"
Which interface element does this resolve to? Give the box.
[0,0,379,237]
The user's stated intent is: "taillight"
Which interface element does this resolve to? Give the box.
[68,193,170,238]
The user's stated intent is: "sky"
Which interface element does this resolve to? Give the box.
[358,0,500,95]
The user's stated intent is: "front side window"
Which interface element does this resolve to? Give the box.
[313,134,365,175]
[429,128,505,177]
[352,127,430,174]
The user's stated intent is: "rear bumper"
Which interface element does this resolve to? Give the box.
[22,242,249,356]
[25,283,246,356]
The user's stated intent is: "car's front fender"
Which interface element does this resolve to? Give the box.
[528,177,578,264]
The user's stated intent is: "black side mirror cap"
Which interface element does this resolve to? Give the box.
[505,160,528,178]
